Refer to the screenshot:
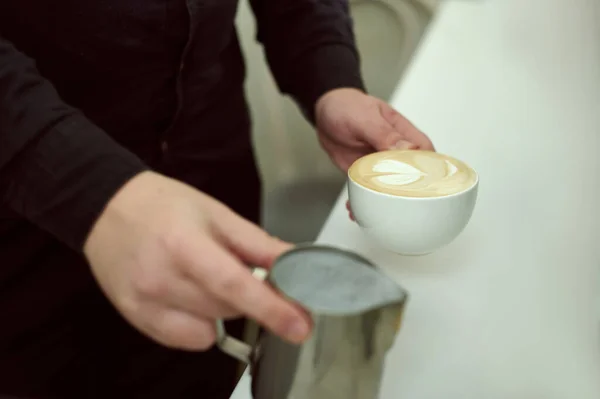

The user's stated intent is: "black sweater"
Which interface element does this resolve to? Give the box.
[0,0,364,251]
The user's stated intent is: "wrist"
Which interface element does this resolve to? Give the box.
[315,88,366,123]
[83,170,155,256]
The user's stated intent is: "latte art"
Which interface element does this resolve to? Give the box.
[348,150,477,198]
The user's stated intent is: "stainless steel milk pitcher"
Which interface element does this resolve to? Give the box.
[216,244,408,399]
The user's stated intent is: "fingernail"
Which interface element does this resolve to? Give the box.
[286,319,310,343]
[391,140,416,150]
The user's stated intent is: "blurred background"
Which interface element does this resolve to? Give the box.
[236,0,440,243]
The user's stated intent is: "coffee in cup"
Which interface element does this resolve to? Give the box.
[348,150,478,255]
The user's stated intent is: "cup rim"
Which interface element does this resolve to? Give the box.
[347,150,479,200]
[347,170,479,200]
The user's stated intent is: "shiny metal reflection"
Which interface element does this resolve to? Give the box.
[217,245,408,399]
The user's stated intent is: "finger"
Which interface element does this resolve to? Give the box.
[211,206,292,269]
[163,277,240,320]
[182,236,311,344]
[403,129,435,151]
[345,201,355,221]
[352,115,404,152]
[138,305,217,351]
[382,104,435,151]
[334,149,367,172]
[129,263,240,320]
[390,139,418,150]
[336,156,356,172]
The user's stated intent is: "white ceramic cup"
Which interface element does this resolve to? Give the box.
[347,166,479,255]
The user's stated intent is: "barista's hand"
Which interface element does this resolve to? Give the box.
[84,171,311,351]
[315,88,434,171]
[315,88,435,221]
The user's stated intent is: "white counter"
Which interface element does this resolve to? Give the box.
[231,1,600,398]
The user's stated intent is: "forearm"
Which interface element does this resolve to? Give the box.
[0,36,146,250]
[250,0,365,122]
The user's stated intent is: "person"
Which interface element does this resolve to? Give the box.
[0,1,434,398]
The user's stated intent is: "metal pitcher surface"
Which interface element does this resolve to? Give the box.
[217,244,408,399]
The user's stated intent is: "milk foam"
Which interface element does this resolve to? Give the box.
[349,150,477,198]
[373,160,425,186]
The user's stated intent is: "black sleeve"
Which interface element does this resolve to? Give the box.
[0,36,147,251]
[249,0,366,122]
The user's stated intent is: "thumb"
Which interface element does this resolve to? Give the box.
[368,126,418,152]
[388,138,419,151]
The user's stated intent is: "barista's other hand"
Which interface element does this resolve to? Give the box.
[84,171,311,351]
[315,88,434,171]
[314,88,435,221]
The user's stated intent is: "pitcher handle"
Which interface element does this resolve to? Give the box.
[215,267,269,363]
